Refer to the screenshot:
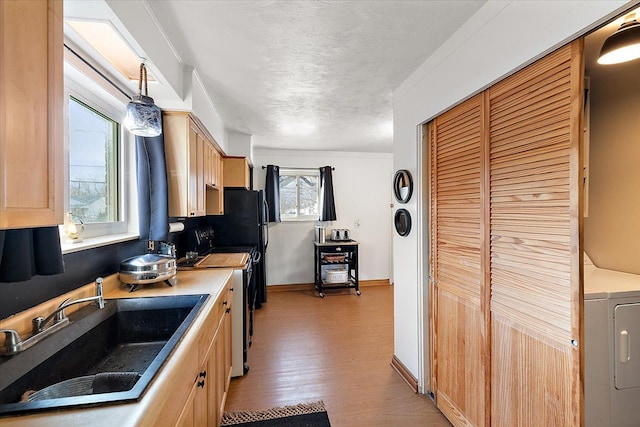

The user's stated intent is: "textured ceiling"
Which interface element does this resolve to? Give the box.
[144,1,486,153]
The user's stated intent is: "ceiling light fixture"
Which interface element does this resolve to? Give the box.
[281,122,316,136]
[598,13,640,65]
[124,63,162,137]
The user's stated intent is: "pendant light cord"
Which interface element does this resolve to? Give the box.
[138,63,148,97]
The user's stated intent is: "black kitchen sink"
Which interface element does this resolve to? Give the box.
[0,294,207,416]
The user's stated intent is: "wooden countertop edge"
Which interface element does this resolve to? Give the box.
[1,269,234,426]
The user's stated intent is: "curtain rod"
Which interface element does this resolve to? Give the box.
[64,43,133,101]
[261,166,335,171]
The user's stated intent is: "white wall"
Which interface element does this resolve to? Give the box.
[585,61,640,274]
[393,0,632,387]
[226,131,253,163]
[253,148,393,286]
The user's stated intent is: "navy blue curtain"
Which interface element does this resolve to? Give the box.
[0,226,64,283]
[319,166,336,221]
[136,134,169,242]
[264,165,281,223]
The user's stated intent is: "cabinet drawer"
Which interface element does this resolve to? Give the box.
[321,252,350,263]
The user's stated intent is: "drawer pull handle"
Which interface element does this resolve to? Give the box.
[226,308,231,314]
[199,371,207,378]
[223,300,228,306]
[230,287,234,292]
[197,380,205,388]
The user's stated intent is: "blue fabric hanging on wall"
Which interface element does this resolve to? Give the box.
[264,164,281,223]
[0,226,64,283]
[135,134,169,242]
[319,166,336,221]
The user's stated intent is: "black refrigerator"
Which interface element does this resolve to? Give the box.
[208,188,268,306]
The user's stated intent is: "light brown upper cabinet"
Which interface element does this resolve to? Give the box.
[207,148,224,215]
[163,112,224,217]
[223,157,250,189]
[429,40,583,426]
[0,0,63,229]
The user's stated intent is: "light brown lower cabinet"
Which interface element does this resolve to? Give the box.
[176,284,233,427]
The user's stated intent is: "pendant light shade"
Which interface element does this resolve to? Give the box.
[598,13,640,65]
[124,63,162,137]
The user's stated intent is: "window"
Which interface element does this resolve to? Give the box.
[280,169,320,221]
[63,59,134,245]
[68,97,119,224]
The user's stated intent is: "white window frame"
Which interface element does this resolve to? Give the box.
[61,60,138,251]
[279,168,320,222]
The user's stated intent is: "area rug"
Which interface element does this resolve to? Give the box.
[221,401,331,427]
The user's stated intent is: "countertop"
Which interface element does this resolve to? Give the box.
[194,252,250,269]
[1,268,233,426]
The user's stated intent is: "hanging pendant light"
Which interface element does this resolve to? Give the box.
[598,13,640,65]
[124,62,162,137]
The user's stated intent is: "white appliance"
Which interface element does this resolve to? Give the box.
[585,254,640,427]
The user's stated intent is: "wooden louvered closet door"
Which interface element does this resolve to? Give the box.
[430,93,487,426]
[429,40,583,427]
[487,40,583,426]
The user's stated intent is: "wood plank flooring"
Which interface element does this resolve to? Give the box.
[224,285,451,426]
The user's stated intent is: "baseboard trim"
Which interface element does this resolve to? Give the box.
[267,279,390,293]
[391,354,418,393]
[360,279,391,287]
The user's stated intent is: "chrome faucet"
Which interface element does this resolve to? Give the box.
[32,277,104,333]
[0,278,105,356]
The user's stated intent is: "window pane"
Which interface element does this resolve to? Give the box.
[299,175,318,215]
[279,175,297,215]
[278,171,320,219]
[68,97,119,223]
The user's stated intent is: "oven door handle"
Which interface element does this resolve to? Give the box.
[252,251,261,264]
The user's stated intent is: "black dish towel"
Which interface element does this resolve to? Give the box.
[0,226,65,283]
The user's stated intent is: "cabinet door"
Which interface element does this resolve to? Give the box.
[195,133,206,216]
[203,141,211,188]
[194,366,208,426]
[211,149,220,188]
[176,365,209,427]
[0,0,63,229]
[211,312,225,426]
[205,300,232,426]
[223,303,233,393]
[187,123,198,217]
[176,383,197,427]
[223,157,250,189]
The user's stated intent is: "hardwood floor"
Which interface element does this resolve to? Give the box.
[224,285,451,426]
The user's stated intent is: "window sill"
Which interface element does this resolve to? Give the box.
[61,233,140,255]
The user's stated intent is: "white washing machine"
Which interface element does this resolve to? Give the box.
[585,255,640,427]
